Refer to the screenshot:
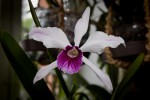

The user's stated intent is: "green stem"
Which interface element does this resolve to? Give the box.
[68,75,78,100]
[55,68,70,98]
[47,49,70,98]
[28,0,70,99]
[28,0,41,27]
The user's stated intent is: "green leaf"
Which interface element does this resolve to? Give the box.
[86,85,111,100]
[107,64,119,89]
[111,53,144,100]
[0,31,55,100]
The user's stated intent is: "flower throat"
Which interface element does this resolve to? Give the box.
[67,47,79,58]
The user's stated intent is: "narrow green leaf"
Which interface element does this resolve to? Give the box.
[107,64,119,89]
[0,31,55,100]
[28,0,41,27]
[111,53,144,100]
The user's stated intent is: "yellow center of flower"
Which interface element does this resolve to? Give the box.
[67,47,79,58]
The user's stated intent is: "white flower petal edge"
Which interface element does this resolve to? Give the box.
[80,31,125,54]
[82,56,113,93]
[74,7,90,46]
[33,61,57,84]
[29,27,71,49]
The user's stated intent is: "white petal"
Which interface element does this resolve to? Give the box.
[33,61,57,84]
[29,27,71,49]
[74,7,90,46]
[82,56,113,93]
[80,31,125,54]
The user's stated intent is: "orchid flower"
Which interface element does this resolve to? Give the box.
[28,7,125,93]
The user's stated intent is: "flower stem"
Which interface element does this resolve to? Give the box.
[28,0,70,99]
[28,0,41,27]
[69,78,78,100]
[47,49,70,98]
[55,68,70,98]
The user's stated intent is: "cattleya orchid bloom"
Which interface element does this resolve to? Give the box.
[29,7,125,93]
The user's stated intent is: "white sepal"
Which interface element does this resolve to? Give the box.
[33,61,57,84]
[80,31,125,54]
[82,56,113,93]
[29,27,71,49]
[74,7,90,46]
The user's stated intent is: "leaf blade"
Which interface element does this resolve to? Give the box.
[111,53,144,100]
[0,31,55,100]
